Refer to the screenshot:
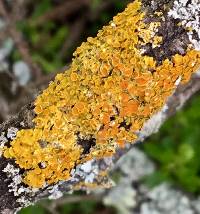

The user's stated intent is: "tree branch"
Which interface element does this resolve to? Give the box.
[0,0,200,213]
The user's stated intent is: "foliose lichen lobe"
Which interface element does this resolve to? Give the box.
[2,0,200,188]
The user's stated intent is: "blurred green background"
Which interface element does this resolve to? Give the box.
[5,0,200,213]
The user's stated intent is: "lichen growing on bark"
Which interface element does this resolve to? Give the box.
[2,0,200,188]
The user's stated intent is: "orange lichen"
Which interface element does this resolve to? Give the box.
[3,0,200,188]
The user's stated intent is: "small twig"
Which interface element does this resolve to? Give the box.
[88,1,113,22]
[60,17,86,58]
[30,0,90,27]
[10,0,30,22]
[0,0,42,79]
[41,194,101,214]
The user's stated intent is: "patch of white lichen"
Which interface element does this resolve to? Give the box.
[2,163,34,207]
[168,0,200,50]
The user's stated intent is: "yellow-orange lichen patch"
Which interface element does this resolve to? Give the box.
[3,0,200,188]
[70,72,79,82]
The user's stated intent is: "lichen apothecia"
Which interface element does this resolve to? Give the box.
[3,0,200,188]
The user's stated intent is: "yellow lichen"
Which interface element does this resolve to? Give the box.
[3,0,200,188]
